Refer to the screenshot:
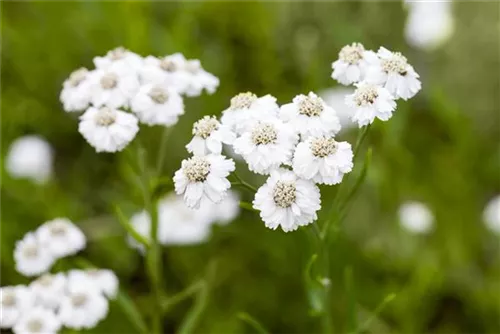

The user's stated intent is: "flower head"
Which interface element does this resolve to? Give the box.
[331,42,369,85]
[67,269,119,299]
[398,201,434,234]
[36,218,86,258]
[59,285,109,330]
[93,47,144,72]
[60,67,92,112]
[483,195,500,234]
[14,233,54,277]
[181,59,220,97]
[345,82,396,127]
[186,116,235,156]
[131,84,184,126]
[13,306,61,334]
[29,273,67,309]
[1,286,36,329]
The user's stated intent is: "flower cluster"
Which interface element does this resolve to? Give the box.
[60,47,219,153]
[331,43,421,127]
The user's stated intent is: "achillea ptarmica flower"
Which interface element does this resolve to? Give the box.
[364,47,421,100]
[279,92,341,138]
[67,269,119,299]
[293,136,353,185]
[253,169,321,232]
[93,47,144,72]
[5,135,54,185]
[29,273,67,309]
[36,218,86,258]
[59,285,109,330]
[182,59,220,97]
[398,201,434,234]
[141,53,191,91]
[345,82,396,127]
[186,115,235,155]
[60,67,92,112]
[220,92,279,135]
[78,106,139,153]
[1,286,36,329]
[131,84,184,126]
[331,43,368,85]
[174,154,235,209]
[13,306,61,334]
[14,233,54,277]
[233,118,298,175]
[483,195,500,234]
[88,64,140,108]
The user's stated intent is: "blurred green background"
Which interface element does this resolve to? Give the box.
[1,1,499,333]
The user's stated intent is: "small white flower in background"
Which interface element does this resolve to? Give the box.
[67,269,119,299]
[1,286,35,329]
[220,92,279,135]
[131,84,184,127]
[293,136,353,185]
[78,106,139,153]
[60,67,92,112]
[182,59,220,97]
[345,82,396,127]
[398,201,434,234]
[253,168,321,232]
[36,218,86,258]
[206,190,240,224]
[29,273,66,310]
[14,233,54,277]
[128,211,153,253]
[319,87,356,131]
[279,92,341,138]
[483,195,500,234]
[93,46,144,72]
[12,306,61,334]
[233,118,298,175]
[364,47,421,100]
[174,154,235,208]
[186,116,235,155]
[331,42,368,85]
[141,53,191,91]
[6,136,54,185]
[59,285,109,330]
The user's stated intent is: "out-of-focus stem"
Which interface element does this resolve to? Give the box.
[156,126,172,176]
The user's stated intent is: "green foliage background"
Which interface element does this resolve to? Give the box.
[1,1,499,333]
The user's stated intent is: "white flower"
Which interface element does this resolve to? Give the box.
[14,233,54,277]
[233,118,298,175]
[67,269,119,299]
[293,136,353,185]
[220,92,279,135]
[93,47,144,72]
[483,195,500,234]
[88,64,140,108]
[319,87,356,131]
[331,43,368,85]
[140,54,190,92]
[253,168,321,232]
[174,154,235,209]
[209,190,240,224]
[29,273,66,309]
[79,106,139,153]
[364,47,421,100]
[36,218,86,258]
[345,82,397,127]
[279,92,341,138]
[131,84,184,126]
[5,135,54,184]
[186,116,235,155]
[12,306,60,334]
[182,59,220,97]
[60,67,92,112]
[59,285,109,330]
[398,201,434,234]
[1,286,36,329]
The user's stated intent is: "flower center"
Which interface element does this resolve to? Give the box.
[2,291,16,307]
[381,52,408,75]
[38,274,53,286]
[310,137,337,158]
[49,222,67,236]
[230,92,257,110]
[251,123,278,145]
[185,60,201,74]
[69,68,88,87]
[183,156,211,182]
[160,57,178,72]
[273,181,297,208]
[100,72,118,89]
[23,245,39,258]
[148,86,169,104]
[27,319,44,332]
[353,84,379,106]
[71,293,88,307]
[193,116,219,139]
[94,107,117,126]
[298,95,323,117]
[339,43,365,65]
[109,47,126,60]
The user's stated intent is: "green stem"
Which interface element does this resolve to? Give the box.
[162,280,206,313]
[156,126,172,176]
[113,205,150,249]
[237,312,270,334]
[232,172,258,193]
[353,124,371,159]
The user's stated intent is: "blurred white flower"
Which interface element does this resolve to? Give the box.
[93,47,144,72]
[483,195,500,234]
[59,285,109,330]
[36,218,86,258]
[174,154,235,209]
[233,118,298,175]
[253,168,321,232]
[13,306,60,334]
[345,82,396,127]
[60,67,92,112]
[14,233,54,277]
[293,136,353,185]
[29,273,67,310]
[1,286,36,329]
[6,136,54,184]
[131,84,184,126]
[182,59,220,97]
[364,47,421,100]
[78,106,139,153]
[67,269,119,299]
[331,42,369,85]
[279,92,341,138]
[208,190,240,224]
[141,53,191,91]
[88,64,140,108]
[186,116,235,156]
[319,87,356,131]
[398,201,434,234]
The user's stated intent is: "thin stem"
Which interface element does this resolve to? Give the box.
[113,205,150,249]
[238,312,270,334]
[353,124,371,159]
[156,126,172,176]
[162,280,206,313]
[232,172,258,193]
